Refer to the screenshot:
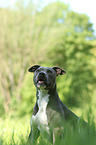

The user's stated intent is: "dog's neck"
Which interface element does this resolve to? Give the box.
[36,89,49,107]
[36,84,59,105]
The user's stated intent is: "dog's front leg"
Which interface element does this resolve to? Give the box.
[53,127,64,145]
[29,129,40,144]
[28,116,40,144]
[29,128,40,144]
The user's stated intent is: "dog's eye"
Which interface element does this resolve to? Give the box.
[47,70,52,73]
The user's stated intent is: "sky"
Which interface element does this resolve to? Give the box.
[0,0,96,33]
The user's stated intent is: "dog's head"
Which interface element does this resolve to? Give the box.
[28,65,66,90]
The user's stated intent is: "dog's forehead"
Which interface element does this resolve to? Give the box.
[38,66,55,73]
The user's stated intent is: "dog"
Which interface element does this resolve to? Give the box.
[28,65,87,144]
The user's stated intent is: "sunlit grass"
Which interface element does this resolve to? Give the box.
[0,116,30,145]
[0,111,96,145]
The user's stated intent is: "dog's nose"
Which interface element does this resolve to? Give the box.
[39,72,45,77]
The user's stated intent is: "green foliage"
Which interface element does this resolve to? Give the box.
[18,74,36,117]
[0,97,5,116]
[45,2,95,107]
[0,0,96,123]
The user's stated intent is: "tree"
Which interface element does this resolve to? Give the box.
[0,1,95,116]
[43,2,95,107]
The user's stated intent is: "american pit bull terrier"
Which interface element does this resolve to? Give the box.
[28,65,87,144]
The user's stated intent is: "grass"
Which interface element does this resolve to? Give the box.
[0,116,30,145]
[0,112,96,145]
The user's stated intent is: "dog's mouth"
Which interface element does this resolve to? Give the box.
[35,73,52,89]
[38,80,45,84]
[36,79,46,88]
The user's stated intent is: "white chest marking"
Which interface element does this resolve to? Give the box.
[32,90,49,132]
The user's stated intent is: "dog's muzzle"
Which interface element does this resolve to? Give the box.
[36,72,47,88]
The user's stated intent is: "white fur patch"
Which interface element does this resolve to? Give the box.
[31,90,49,133]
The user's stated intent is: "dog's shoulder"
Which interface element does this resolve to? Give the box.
[60,101,79,120]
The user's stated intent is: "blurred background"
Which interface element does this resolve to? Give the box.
[0,0,96,123]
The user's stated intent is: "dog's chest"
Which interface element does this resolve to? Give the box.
[32,90,49,131]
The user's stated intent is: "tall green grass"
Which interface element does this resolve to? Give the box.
[0,112,96,145]
[0,117,30,145]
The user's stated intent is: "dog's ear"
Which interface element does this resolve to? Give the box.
[28,65,41,73]
[52,66,66,76]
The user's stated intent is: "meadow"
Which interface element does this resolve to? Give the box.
[0,108,96,145]
[0,0,96,145]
